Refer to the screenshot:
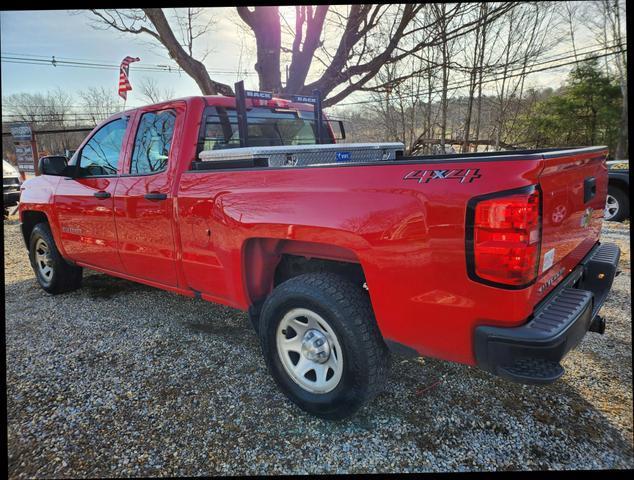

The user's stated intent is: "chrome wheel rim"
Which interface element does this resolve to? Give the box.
[34,238,53,280]
[604,194,619,220]
[276,308,343,394]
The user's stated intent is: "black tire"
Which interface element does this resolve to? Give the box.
[29,222,83,294]
[606,186,629,222]
[259,272,389,420]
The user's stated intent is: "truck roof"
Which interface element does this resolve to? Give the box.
[202,94,316,111]
[116,95,317,116]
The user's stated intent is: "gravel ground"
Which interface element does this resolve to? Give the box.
[5,216,633,476]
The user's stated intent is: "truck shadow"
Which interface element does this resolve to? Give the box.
[6,271,633,471]
[81,272,155,299]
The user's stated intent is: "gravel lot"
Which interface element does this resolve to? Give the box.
[5,216,633,476]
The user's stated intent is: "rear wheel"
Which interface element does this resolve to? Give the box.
[259,272,389,419]
[605,186,629,222]
[29,222,83,294]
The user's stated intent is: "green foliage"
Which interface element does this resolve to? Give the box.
[518,58,622,155]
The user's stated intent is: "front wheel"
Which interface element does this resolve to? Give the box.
[259,272,389,420]
[29,222,83,294]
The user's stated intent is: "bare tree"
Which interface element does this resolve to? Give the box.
[2,88,81,155]
[490,2,561,149]
[459,3,489,153]
[78,86,121,124]
[561,1,580,63]
[236,6,286,92]
[583,0,627,158]
[366,13,437,154]
[172,8,215,61]
[472,3,493,151]
[89,4,517,106]
[420,44,442,154]
[88,8,233,96]
[138,77,176,104]
[3,88,72,126]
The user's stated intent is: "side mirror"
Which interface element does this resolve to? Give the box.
[38,155,69,176]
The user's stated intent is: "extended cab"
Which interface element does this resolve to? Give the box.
[19,94,620,419]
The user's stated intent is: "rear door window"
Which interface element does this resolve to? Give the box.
[130,110,177,175]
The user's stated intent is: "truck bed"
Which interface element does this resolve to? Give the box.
[193,145,606,171]
[178,144,608,364]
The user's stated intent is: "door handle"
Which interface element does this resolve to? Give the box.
[94,191,111,199]
[144,192,167,201]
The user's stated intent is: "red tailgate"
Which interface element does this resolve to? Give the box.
[531,147,608,302]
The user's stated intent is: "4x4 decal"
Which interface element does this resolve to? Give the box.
[404,168,482,184]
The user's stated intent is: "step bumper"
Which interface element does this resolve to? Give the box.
[474,242,621,384]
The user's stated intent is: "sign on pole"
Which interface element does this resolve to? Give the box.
[9,122,32,142]
[10,122,38,176]
[15,144,35,173]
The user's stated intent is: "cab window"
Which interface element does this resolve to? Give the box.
[130,110,176,175]
[201,107,332,150]
[76,117,128,177]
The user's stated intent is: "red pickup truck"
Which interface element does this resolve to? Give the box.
[19,94,620,419]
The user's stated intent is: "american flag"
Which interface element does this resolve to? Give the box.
[118,56,140,100]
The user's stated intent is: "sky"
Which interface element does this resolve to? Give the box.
[0,6,617,116]
[0,8,255,107]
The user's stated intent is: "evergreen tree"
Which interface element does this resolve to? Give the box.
[519,57,622,155]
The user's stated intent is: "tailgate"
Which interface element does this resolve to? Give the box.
[533,147,608,299]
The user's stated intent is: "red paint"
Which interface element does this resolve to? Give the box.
[19,96,608,367]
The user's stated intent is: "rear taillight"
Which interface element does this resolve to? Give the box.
[467,186,541,288]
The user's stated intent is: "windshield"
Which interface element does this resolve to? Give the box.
[201,107,333,150]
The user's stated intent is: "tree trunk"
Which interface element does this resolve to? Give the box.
[474,4,488,152]
[285,6,329,94]
[426,76,433,154]
[611,0,628,159]
[143,9,233,96]
[615,84,628,159]
[439,8,448,153]
[237,7,283,93]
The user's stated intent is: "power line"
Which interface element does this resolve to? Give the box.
[2,40,624,88]
[2,45,626,118]
[334,48,627,108]
[0,54,257,76]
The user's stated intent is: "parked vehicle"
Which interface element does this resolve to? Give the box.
[18,94,620,419]
[3,159,21,217]
[604,160,629,222]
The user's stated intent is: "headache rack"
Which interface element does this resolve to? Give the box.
[191,80,405,171]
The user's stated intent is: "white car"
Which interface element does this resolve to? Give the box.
[3,159,21,217]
